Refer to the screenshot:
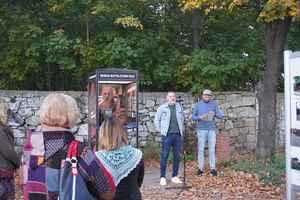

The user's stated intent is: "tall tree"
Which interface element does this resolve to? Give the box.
[179,0,300,158]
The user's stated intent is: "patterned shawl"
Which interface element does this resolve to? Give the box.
[95,144,142,186]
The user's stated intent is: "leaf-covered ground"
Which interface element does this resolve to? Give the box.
[13,153,286,199]
[141,157,286,199]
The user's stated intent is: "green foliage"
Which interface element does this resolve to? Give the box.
[0,0,299,91]
[44,30,84,70]
[174,9,265,96]
[226,152,285,186]
[161,154,196,164]
[142,145,161,160]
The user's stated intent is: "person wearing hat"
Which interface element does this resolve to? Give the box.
[192,89,222,176]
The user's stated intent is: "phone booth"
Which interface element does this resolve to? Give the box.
[88,68,139,151]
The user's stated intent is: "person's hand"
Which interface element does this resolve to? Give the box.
[209,111,215,116]
[199,115,206,120]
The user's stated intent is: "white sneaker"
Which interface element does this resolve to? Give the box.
[171,176,182,184]
[160,177,167,186]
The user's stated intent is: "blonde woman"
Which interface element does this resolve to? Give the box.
[95,117,144,200]
[20,93,115,200]
[0,98,20,200]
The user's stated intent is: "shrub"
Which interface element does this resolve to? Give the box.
[226,151,285,186]
[142,145,161,160]
[162,154,196,164]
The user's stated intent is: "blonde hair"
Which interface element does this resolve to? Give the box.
[0,98,7,124]
[98,117,128,151]
[40,93,79,129]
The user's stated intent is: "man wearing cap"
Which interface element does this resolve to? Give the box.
[192,89,222,176]
[154,91,184,186]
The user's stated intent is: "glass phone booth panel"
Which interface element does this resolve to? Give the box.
[88,68,139,151]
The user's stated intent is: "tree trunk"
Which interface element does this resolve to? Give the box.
[86,21,89,48]
[191,8,199,51]
[256,17,292,158]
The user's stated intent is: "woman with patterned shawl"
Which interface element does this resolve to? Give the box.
[95,117,144,200]
[20,93,115,200]
[0,98,20,200]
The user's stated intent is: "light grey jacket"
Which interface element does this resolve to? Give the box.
[154,102,184,136]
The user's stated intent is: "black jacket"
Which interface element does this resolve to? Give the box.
[115,158,144,200]
[0,124,20,169]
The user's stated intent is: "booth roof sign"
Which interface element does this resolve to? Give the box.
[99,73,136,79]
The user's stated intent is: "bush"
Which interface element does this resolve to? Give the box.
[161,154,196,164]
[226,151,285,186]
[142,145,161,160]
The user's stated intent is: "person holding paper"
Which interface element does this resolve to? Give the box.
[192,89,222,176]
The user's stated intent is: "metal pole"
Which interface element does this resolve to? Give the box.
[284,50,291,200]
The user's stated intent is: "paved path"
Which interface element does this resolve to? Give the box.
[141,165,194,199]
[143,166,187,187]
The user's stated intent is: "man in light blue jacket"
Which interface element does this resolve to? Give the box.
[154,91,184,186]
[192,89,222,177]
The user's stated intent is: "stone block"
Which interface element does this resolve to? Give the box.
[26,115,40,126]
[229,129,239,137]
[14,146,24,157]
[18,108,34,117]
[234,143,243,148]
[228,112,238,120]
[139,109,148,114]
[143,125,148,132]
[139,132,150,137]
[237,135,245,143]
[155,136,162,142]
[146,121,157,132]
[78,124,88,136]
[249,127,256,134]
[233,121,243,128]
[149,112,156,117]
[139,141,149,147]
[239,127,249,135]
[216,123,225,129]
[8,101,21,112]
[130,137,137,146]
[15,138,27,146]
[145,100,155,108]
[141,116,150,122]
[75,136,85,142]
[244,118,255,127]
[157,98,166,105]
[245,143,256,151]
[228,94,255,108]
[225,120,234,129]
[138,124,144,132]
[13,129,25,138]
[232,107,256,118]
[246,135,256,143]
[28,97,42,109]
[221,102,230,109]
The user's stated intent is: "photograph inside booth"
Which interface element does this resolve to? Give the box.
[98,83,137,124]
[88,82,137,151]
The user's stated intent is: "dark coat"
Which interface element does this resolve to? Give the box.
[0,124,20,169]
[115,158,144,200]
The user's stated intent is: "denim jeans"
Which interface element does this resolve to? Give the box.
[160,133,182,178]
[197,130,216,170]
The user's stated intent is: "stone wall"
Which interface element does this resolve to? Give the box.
[0,90,285,155]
